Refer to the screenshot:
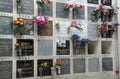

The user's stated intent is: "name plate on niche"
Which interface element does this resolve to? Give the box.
[56,2,69,18]
[73,58,85,73]
[17,39,34,56]
[37,59,53,76]
[88,23,99,38]
[56,59,70,75]
[87,7,96,20]
[38,2,53,17]
[0,0,13,13]
[88,58,100,72]
[17,0,34,15]
[24,19,34,35]
[0,16,13,34]
[38,40,53,56]
[0,39,12,56]
[102,57,113,71]
[87,0,98,4]
[73,40,85,55]
[0,61,12,79]
[72,6,85,19]
[17,60,34,78]
[56,40,70,55]
[38,21,53,36]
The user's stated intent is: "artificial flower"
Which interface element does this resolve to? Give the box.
[56,59,64,66]
[34,14,48,27]
[72,34,80,40]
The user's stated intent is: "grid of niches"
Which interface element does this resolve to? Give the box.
[0,0,117,79]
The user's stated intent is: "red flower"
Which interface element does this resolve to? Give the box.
[99,5,103,9]
[46,0,51,4]
[100,24,107,33]
[79,5,83,9]
[56,59,64,66]
[69,4,73,8]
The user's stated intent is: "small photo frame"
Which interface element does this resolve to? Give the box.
[87,0,99,4]
[101,0,111,6]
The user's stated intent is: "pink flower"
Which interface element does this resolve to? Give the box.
[34,14,48,27]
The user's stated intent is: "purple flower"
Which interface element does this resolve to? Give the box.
[72,34,80,40]
[81,38,91,43]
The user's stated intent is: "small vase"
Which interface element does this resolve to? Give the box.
[17,68,22,78]
[18,48,22,56]
[39,67,43,76]
[56,65,61,74]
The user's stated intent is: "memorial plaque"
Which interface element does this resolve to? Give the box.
[0,0,13,13]
[72,6,85,19]
[88,23,99,38]
[58,21,69,37]
[38,21,53,36]
[87,0,99,4]
[87,7,96,20]
[17,0,34,15]
[38,2,53,17]
[57,59,70,75]
[0,39,12,56]
[56,40,70,55]
[17,60,34,78]
[56,2,69,18]
[102,41,111,54]
[38,40,53,56]
[0,61,12,79]
[16,39,34,56]
[102,57,113,71]
[24,19,34,35]
[73,40,85,55]
[88,41,98,54]
[0,16,13,34]
[101,0,111,6]
[37,59,53,76]
[73,58,85,73]
[88,58,100,72]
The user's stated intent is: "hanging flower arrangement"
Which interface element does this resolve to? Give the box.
[36,0,51,7]
[81,38,91,46]
[64,4,73,14]
[68,20,83,33]
[34,14,48,27]
[72,34,80,40]
[73,4,83,14]
[13,17,31,35]
[91,5,117,22]
[99,23,117,38]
